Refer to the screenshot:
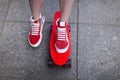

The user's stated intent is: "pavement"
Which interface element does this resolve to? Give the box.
[0,0,120,80]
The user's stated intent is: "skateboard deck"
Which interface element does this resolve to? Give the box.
[49,11,71,67]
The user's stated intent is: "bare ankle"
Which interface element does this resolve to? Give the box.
[33,13,41,20]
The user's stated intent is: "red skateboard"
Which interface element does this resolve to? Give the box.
[48,11,71,68]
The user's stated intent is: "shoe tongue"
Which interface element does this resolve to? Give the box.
[58,22,66,28]
[34,20,39,23]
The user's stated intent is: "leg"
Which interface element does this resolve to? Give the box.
[55,0,74,53]
[28,0,45,47]
[29,0,44,20]
[59,0,74,23]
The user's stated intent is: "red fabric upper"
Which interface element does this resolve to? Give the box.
[29,20,41,45]
[55,21,69,49]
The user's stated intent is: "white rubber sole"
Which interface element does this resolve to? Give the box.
[55,44,70,53]
[28,16,45,48]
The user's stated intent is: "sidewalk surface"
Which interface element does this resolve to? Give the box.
[0,0,120,80]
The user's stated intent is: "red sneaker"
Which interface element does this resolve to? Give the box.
[28,15,45,47]
[55,21,70,53]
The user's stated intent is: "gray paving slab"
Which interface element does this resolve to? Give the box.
[6,0,77,23]
[0,22,77,80]
[6,0,31,22]
[0,0,9,20]
[43,0,77,23]
[79,0,120,25]
[0,77,24,80]
[78,24,120,80]
[0,21,4,34]
[0,22,33,77]
[95,62,120,80]
[24,24,77,80]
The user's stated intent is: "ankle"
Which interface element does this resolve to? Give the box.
[32,13,42,21]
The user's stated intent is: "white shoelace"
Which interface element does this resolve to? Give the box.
[57,27,66,41]
[31,23,40,35]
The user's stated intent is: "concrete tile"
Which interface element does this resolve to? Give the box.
[0,77,24,80]
[43,0,77,23]
[0,21,4,33]
[78,24,120,80]
[0,0,9,20]
[6,0,31,22]
[0,22,33,77]
[79,0,120,25]
[95,62,120,80]
[24,24,77,80]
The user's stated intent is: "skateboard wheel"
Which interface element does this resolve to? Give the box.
[48,60,55,68]
[69,25,71,32]
[63,59,71,68]
[50,25,53,33]
[51,25,53,28]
